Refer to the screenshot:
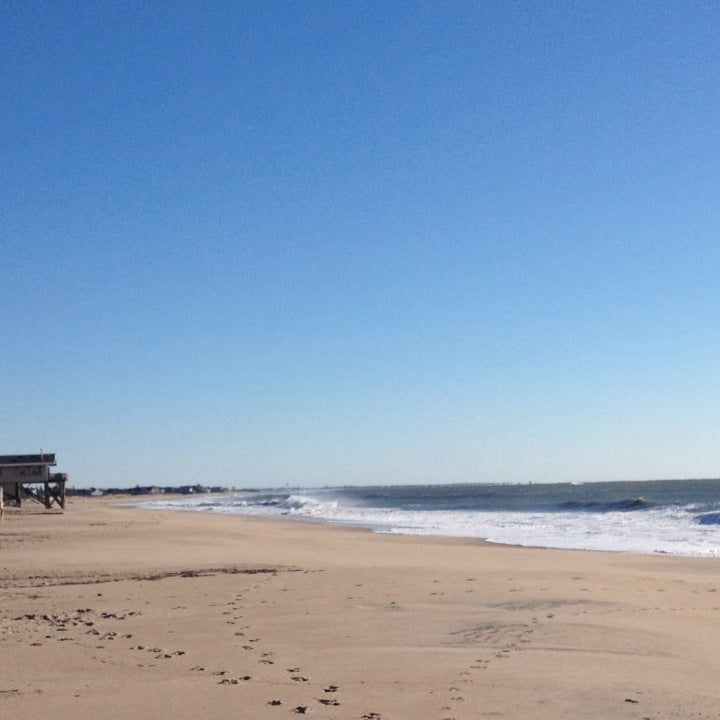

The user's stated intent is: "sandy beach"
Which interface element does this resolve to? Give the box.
[1,498,719,719]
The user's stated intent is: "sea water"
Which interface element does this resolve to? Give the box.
[135,479,720,557]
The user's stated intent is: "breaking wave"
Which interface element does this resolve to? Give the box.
[558,497,655,512]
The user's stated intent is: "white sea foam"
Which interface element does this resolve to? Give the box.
[133,491,720,557]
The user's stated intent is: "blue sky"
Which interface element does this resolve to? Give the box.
[3,1,720,487]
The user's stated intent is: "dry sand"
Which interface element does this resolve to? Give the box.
[1,497,720,719]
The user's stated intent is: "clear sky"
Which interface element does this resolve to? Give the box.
[3,2,720,488]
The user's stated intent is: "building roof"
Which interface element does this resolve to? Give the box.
[0,453,56,467]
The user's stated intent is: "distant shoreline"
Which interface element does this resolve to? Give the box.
[66,484,237,497]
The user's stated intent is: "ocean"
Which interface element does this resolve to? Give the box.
[135,479,720,557]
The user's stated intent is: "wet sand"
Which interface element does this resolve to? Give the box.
[1,497,720,719]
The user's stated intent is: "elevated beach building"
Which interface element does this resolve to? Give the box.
[0,453,67,514]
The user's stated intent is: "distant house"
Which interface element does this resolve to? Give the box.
[0,453,67,512]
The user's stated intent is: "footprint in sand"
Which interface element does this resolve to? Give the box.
[218,676,251,685]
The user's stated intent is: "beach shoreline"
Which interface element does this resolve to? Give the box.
[119,480,720,557]
[2,497,719,719]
